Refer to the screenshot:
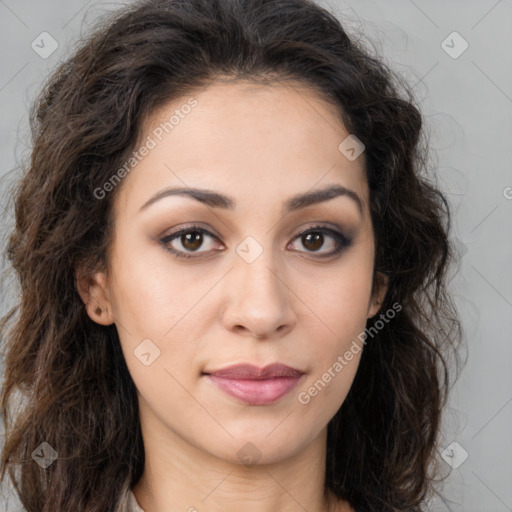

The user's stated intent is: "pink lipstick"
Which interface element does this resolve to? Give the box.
[204,363,304,405]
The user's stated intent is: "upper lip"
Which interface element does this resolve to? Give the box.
[204,363,304,379]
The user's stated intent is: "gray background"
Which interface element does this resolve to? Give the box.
[0,0,511,511]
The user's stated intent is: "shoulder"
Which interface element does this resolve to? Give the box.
[329,494,357,512]
[126,489,145,512]
[114,481,145,512]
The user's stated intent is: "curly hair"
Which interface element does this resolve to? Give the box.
[0,0,463,510]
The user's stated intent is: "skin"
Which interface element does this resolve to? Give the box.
[77,80,388,512]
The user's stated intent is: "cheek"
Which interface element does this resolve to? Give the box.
[295,344,361,437]
[108,235,195,335]
[293,254,373,407]
[108,236,214,380]
[294,258,374,345]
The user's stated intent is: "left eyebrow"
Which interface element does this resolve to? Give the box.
[284,184,363,218]
[138,184,364,218]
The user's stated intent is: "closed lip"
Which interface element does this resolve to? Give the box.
[203,363,304,379]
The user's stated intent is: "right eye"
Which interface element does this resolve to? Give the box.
[160,226,225,259]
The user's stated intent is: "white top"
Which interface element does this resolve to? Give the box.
[115,484,145,512]
[126,490,145,512]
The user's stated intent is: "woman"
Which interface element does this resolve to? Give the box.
[0,0,462,510]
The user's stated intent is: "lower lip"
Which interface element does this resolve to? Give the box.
[206,374,304,405]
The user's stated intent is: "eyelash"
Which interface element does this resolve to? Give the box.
[160,224,353,260]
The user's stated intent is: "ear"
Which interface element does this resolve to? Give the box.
[75,266,115,326]
[367,271,389,319]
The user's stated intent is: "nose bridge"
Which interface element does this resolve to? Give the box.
[222,235,295,337]
[234,237,284,305]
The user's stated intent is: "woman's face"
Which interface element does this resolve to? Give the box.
[82,81,386,465]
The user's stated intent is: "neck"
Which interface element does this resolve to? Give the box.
[131,398,350,512]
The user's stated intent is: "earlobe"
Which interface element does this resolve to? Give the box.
[88,303,114,326]
[75,268,115,325]
[368,272,389,319]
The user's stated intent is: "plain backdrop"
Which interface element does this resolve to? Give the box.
[0,1,511,511]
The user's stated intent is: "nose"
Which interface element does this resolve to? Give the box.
[220,249,296,340]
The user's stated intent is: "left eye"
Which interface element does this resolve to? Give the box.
[288,226,352,257]
[160,225,352,259]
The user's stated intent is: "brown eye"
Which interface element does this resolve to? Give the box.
[161,226,223,259]
[289,226,353,258]
[181,232,204,251]
[301,232,324,252]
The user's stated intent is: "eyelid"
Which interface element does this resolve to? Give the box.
[293,223,348,242]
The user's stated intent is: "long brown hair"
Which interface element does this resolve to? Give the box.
[0,0,463,510]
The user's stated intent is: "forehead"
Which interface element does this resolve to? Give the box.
[115,80,369,218]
